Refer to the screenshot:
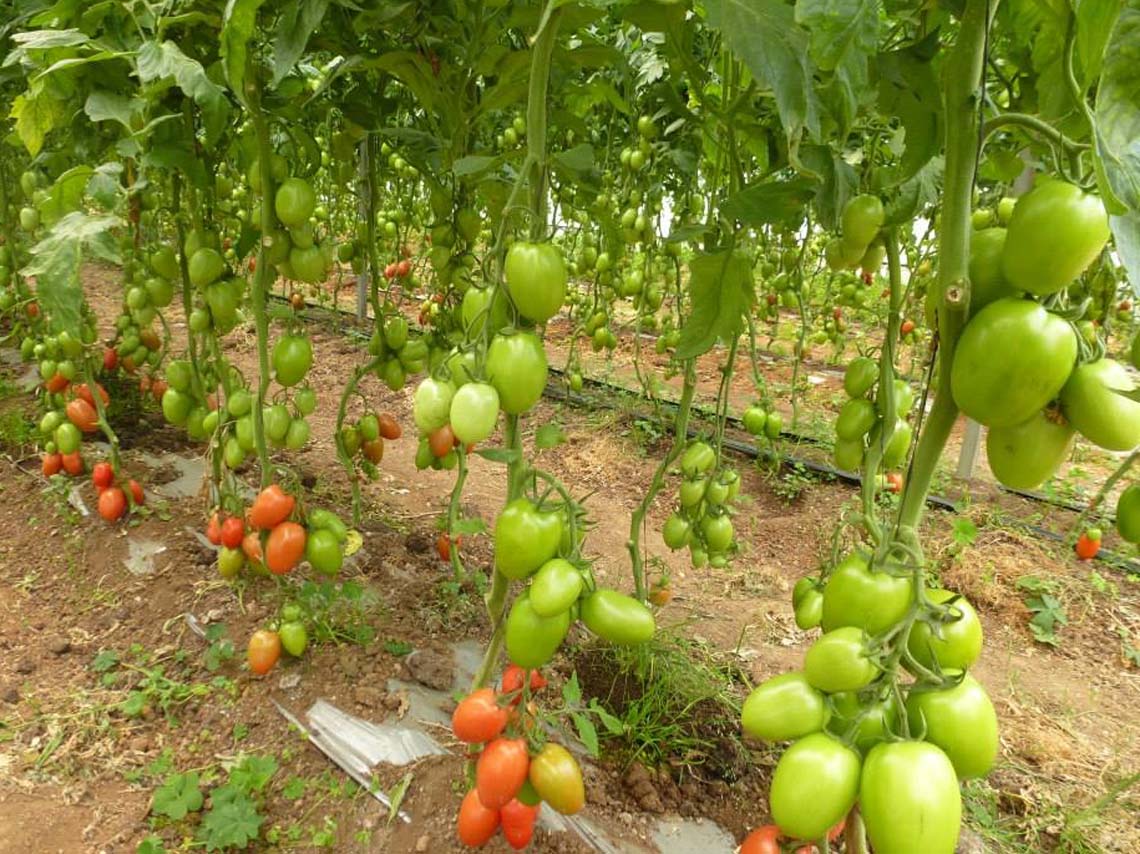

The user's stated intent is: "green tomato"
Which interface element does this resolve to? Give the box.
[907,588,983,671]
[506,592,571,669]
[486,332,548,415]
[188,248,224,289]
[662,514,691,550]
[504,242,568,324]
[294,387,316,415]
[273,335,313,387]
[223,437,245,469]
[1059,359,1140,451]
[579,588,655,645]
[742,406,768,436]
[162,389,193,426]
[1116,484,1140,544]
[833,438,865,471]
[449,382,500,445]
[985,408,1074,490]
[679,477,707,510]
[821,553,910,636]
[384,316,409,351]
[826,691,899,755]
[836,398,878,442]
[264,404,291,443]
[55,422,81,454]
[1001,180,1110,297]
[235,416,255,451]
[968,228,1016,313]
[279,621,309,657]
[494,498,563,580]
[217,547,244,579]
[306,528,344,576]
[529,558,584,618]
[792,578,823,630]
[804,627,877,693]
[166,360,192,392]
[905,673,998,778]
[950,298,1077,427]
[769,733,861,841]
[844,357,878,398]
[412,377,456,434]
[742,672,827,742]
[700,514,733,552]
[861,741,962,854]
[841,194,885,249]
[308,508,348,542]
[226,389,252,419]
[763,411,783,440]
[680,441,716,477]
[290,245,327,284]
[275,177,317,228]
[285,418,310,449]
[358,413,380,442]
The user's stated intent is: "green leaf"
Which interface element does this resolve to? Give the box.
[572,712,600,757]
[386,772,413,825]
[675,251,755,359]
[452,517,488,536]
[876,43,943,184]
[84,91,144,130]
[1077,0,1122,86]
[152,772,203,820]
[137,836,167,854]
[272,0,329,86]
[137,41,229,144]
[198,789,263,852]
[798,143,858,228]
[281,777,306,800]
[228,754,278,793]
[535,423,566,450]
[22,211,122,338]
[562,671,582,705]
[10,85,66,156]
[721,176,817,227]
[475,447,521,464]
[1110,212,1140,298]
[1093,0,1140,213]
[221,0,266,100]
[552,143,595,173]
[90,649,119,673]
[87,163,124,210]
[452,155,498,178]
[794,0,879,73]
[705,0,820,148]
[588,699,625,735]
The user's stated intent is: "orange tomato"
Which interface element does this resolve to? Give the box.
[456,789,499,847]
[249,484,295,529]
[61,451,84,476]
[42,453,63,476]
[98,486,127,521]
[247,629,281,675]
[452,688,508,744]
[66,398,99,433]
[475,738,530,810]
[266,521,306,574]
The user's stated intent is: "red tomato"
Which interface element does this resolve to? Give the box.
[266,521,306,574]
[378,413,402,440]
[98,486,126,521]
[396,259,411,278]
[206,511,224,545]
[42,453,63,476]
[74,382,110,408]
[500,799,540,850]
[456,789,499,847]
[220,516,245,549]
[128,479,144,506]
[384,263,397,279]
[500,665,547,705]
[740,826,781,854]
[429,424,457,458]
[436,532,460,562]
[1075,530,1101,560]
[66,398,99,433]
[44,372,69,393]
[476,738,530,810]
[91,462,113,490]
[150,378,168,400]
[900,319,916,336]
[452,688,509,744]
[103,348,119,371]
[885,472,903,493]
[249,484,295,529]
[61,451,84,476]
[242,530,264,565]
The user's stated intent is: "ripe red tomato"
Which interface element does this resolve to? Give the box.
[476,738,530,810]
[44,372,69,393]
[42,453,63,476]
[91,462,113,490]
[500,665,546,703]
[249,484,295,529]
[242,530,264,565]
[128,479,145,505]
[396,259,411,278]
[740,826,781,854]
[500,798,540,850]
[452,688,508,744]
[150,378,168,400]
[1075,529,1101,560]
[103,348,118,371]
[206,511,224,545]
[429,424,457,458]
[220,516,245,549]
[247,629,281,675]
[66,398,99,433]
[61,451,84,476]
[436,532,460,562]
[98,486,127,521]
[266,521,306,574]
[378,413,402,440]
[900,319,916,336]
[456,789,499,847]
[74,382,110,408]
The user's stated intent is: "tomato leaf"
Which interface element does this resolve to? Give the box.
[1110,211,1140,299]
[152,772,203,820]
[452,517,488,536]
[9,83,67,156]
[876,41,943,185]
[588,699,626,736]
[705,0,820,152]
[137,41,229,144]
[561,671,582,705]
[272,0,329,87]
[552,143,595,173]
[221,0,266,101]
[675,251,754,360]
[571,712,600,757]
[721,177,817,228]
[1093,0,1140,214]
[475,447,521,464]
[534,423,566,451]
[452,155,498,178]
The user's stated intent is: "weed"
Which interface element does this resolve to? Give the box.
[1016,576,1068,646]
[769,460,816,504]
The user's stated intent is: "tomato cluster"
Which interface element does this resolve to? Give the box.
[453,667,585,850]
[742,549,994,852]
[661,440,741,569]
[833,356,914,477]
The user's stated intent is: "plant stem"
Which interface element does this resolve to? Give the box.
[627,360,697,600]
[896,0,993,536]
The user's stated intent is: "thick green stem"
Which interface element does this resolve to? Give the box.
[627,361,698,600]
[246,72,277,490]
[524,8,561,240]
[896,0,994,534]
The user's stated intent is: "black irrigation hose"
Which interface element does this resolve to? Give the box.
[267,291,1140,575]
[543,379,1140,578]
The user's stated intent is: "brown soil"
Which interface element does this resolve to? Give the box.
[0,263,1136,853]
